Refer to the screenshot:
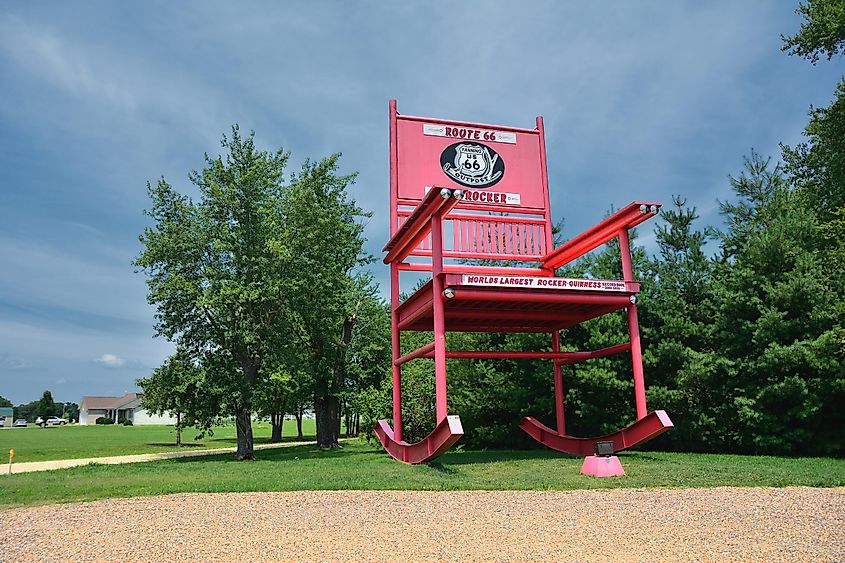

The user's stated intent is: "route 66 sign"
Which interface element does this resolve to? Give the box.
[394,110,546,210]
[440,142,505,188]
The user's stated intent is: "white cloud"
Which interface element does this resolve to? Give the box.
[93,354,126,368]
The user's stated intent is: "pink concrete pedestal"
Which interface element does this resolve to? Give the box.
[580,455,625,477]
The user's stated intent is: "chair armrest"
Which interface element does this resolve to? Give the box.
[541,201,661,270]
[383,187,463,264]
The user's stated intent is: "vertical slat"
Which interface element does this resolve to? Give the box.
[454,219,461,252]
[488,221,494,253]
[525,224,532,255]
[504,222,512,254]
[455,219,462,252]
[520,223,528,255]
[486,221,492,253]
[483,221,490,253]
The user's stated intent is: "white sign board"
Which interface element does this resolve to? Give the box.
[423,123,517,145]
[461,275,629,292]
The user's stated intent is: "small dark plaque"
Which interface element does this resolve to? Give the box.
[594,441,614,457]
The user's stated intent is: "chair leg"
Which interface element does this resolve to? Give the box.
[552,331,566,435]
[627,303,647,420]
[432,272,448,423]
[390,264,403,441]
[391,354,403,442]
[431,214,448,423]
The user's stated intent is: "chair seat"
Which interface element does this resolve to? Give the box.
[397,273,640,333]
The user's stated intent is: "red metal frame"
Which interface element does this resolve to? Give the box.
[520,410,674,456]
[376,100,672,463]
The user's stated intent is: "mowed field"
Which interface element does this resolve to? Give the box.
[0,420,316,463]
[1,438,844,508]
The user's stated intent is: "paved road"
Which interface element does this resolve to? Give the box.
[5,440,315,474]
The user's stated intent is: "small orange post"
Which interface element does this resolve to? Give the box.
[8,449,14,475]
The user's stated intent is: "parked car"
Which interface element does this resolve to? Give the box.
[13,419,27,427]
[45,416,67,426]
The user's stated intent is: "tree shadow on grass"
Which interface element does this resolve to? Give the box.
[433,446,673,467]
[146,442,206,448]
[205,435,317,445]
[425,461,459,474]
[167,440,614,468]
[435,448,576,466]
[623,452,666,462]
[170,442,383,464]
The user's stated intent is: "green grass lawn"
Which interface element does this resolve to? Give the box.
[0,420,316,463]
[1,439,843,508]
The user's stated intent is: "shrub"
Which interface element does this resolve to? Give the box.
[122,419,133,426]
[95,417,113,425]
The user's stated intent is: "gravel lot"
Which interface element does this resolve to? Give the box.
[2,488,843,561]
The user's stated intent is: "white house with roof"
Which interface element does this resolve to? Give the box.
[79,393,177,425]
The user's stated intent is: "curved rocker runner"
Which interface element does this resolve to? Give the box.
[519,410,674,456]
[375,415,463,464]
[377,100,673,464]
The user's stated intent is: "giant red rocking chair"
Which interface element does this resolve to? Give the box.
[376,100,673,464]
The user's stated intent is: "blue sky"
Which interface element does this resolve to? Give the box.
[0,2,841,404]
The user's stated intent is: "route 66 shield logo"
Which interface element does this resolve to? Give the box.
[440,142,505,188]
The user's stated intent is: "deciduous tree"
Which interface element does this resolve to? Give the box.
[255,367,294,443]
[781,0,845,63]
[280,157,371,448]
[35,390,56,425]
[137,347,207,446]
[136,127,292,459]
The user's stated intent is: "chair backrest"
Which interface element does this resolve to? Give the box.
[390,100,553,265]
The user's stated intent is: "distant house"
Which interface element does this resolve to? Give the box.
[0,406,13,427]
[79,393,177,425]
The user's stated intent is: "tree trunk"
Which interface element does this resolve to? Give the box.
[176,412,182,447]
[315,304,357,447]
[344,407,352,438]
[315,395,340,449]
[336,404,343,439]
[234,406,255,460]
[233,361,258,460]
[270,412,283,443]
[295,407,304,439]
